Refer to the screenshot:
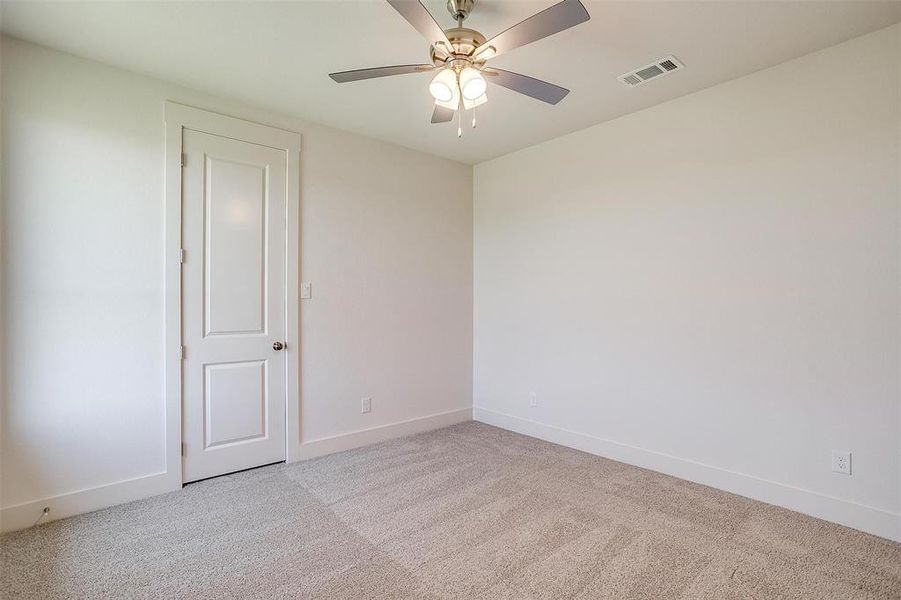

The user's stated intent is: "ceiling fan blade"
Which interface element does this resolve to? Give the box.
[474,0,589,60]
[329,64,435,83]
[386,0,452,47]
[431,104,455,124]
[484,68,570,105]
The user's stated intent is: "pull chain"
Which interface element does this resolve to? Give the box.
[472,106,477,129]
[457,109,463,138]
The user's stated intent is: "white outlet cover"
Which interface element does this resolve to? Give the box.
[528,392,537,407]
[831,451,851,475]
[300,281,312,299]
[361,397,371,414]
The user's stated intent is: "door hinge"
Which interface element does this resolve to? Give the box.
[180,248,186,263]
[181,442,187,457]
[179,345,185,360]
[181,153,186,167]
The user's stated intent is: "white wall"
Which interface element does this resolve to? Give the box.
[0,37,472,526]
[473,25,901,541]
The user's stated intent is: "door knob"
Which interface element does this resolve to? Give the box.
[272,341,286,351]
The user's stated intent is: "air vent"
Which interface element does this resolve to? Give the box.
[659,59,679,71]
[618,55,684,88]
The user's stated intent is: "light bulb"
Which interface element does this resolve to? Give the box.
[459,67,487,101]
[429,69,456,103]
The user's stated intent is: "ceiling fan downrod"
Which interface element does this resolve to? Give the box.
[447,0,475,25]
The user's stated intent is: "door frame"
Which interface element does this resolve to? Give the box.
[164,101,302,487]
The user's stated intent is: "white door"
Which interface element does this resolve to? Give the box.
[182,129,287,483]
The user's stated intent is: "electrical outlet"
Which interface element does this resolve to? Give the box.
[361,397,371,414]
[528,392,537,408]
[300,281,312,300]
[831,451,851,475]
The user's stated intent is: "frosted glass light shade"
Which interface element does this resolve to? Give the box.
[459,67,487,101]
[462,92,487,111]
[429,69,457,103]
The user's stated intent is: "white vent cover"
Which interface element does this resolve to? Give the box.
[618,55,684,87]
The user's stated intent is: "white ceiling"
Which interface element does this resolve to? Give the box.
[2,1,899,164]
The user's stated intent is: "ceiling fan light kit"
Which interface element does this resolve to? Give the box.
[328,0,591,137]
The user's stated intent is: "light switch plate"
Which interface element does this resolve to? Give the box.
[361,397,371,414]
[300,281,312,299]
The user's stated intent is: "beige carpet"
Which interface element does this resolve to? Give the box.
[2,422,899,599]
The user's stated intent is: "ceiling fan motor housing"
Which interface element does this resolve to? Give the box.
[430,27,487,67]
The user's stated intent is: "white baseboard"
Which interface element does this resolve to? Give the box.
[473,407,901,543]
[0,471,179,534]
[299,407,473,460]
[1,409,473,534]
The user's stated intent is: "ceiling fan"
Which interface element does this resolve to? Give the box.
[329,0,590,136]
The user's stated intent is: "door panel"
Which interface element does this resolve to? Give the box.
[203,360,267,448]
[182,129,287,483]
[205,157,267,336]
